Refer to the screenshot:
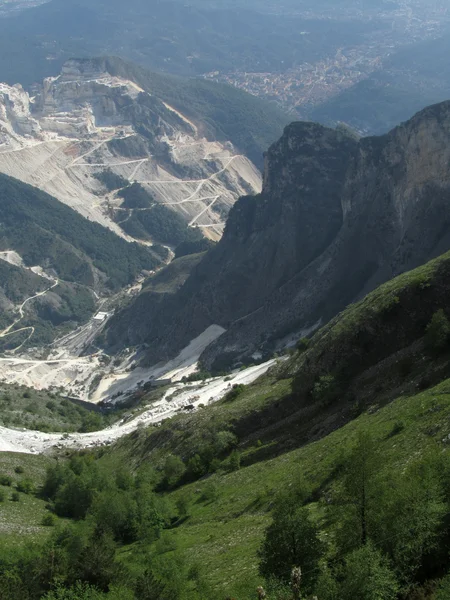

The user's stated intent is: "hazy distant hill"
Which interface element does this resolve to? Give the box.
[0,0,377,85]
[311,32,450,134]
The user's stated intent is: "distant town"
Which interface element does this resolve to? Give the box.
[203,0,450,119]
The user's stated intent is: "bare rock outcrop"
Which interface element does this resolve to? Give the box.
[106,100,450,369]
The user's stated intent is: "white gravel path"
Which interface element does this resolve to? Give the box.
[0,360,275,455]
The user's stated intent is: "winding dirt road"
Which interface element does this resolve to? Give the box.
[0,278,59,350]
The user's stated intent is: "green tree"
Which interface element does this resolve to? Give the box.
[229,449,241,471]
[339,543,398,600]
[135,569,167,600]
[314,566,339,600]
[115,468,134,491]
[42,582,104,600]
[435,573,450,600]
[336,432,380,551]
[186,454,205,480]
[0,567,32,600]
[312,374,338,404]
[372,453,447,587]
[175,493,191,519]
[75,527,119,591]
[258,503,325,593]
[200,481,219,503]
[425,309,450,352]
[16,478,35,495]
[89,490,139,543]
[163,455,185,487]
[54,473,96,519]
[135,484,169,541]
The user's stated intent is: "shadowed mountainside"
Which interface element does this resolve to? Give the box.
[106,100,450,370]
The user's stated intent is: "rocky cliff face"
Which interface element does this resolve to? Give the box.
[106,101,450,369]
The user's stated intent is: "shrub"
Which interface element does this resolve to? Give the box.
[175,493,191,518]
[182,370,212,383]
[16,478,35,495]
[435,573,450,600]
[296,338,310,353]
[388,421,405,438]
[11,491,20,502]
[186,454,205,479]
[425,309,450,353]
[94,169,128,192]
[41,513,56,527]
[0,474,13,486]
[228,450,241,472]
[339,543,399,600]
[200,482,219,503]
[223,384,246,403]
[0,490,5,502]
[14,466,24,474]
[312,374,338,405]
[163,455,185,487]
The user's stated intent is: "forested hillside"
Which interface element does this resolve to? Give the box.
[0,174,157,290]
[0,174,158,346]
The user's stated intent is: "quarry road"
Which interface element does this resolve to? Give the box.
[189,195,219,226]
[0,278,59,341]
[69,158,149,168]
[109,154,241,229]
[0,360,276,455]
[68,137,117,167]
[139,155,241,187]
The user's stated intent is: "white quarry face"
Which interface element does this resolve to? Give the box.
[0,60,262,241]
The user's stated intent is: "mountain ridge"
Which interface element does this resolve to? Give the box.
[105,99,450,370]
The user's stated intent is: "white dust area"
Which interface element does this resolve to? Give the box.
[91,324,226,403]
[0,324,224,403]
[0,250,24,268]
[0,360,275,455]
[0,355,103,397]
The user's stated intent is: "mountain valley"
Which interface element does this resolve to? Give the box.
[3,3,450,598]
[0,56,283,399]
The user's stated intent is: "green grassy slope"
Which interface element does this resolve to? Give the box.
[0,383,113,433]
[5,251,450,597]
[101,249,450,595]
[136,379,450,596]
[0,452,58,550]
[2,376,450,596]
